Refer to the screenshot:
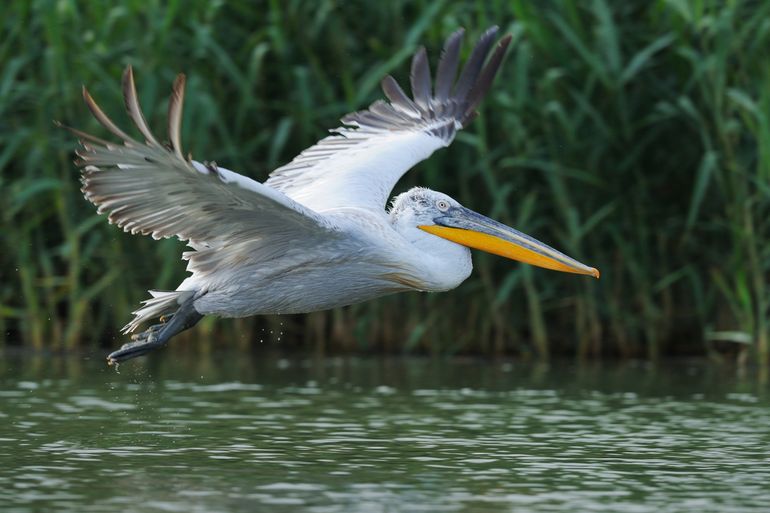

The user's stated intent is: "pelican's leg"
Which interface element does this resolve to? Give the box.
[107,299,203,365]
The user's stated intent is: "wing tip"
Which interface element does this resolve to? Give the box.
[122,65,163,147]
[410,46,431,109]
[392,25,512,127]
[168,72,187,160]
[460,31,513,125]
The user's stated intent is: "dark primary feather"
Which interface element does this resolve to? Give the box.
[464,34,512,123]
[410,47,432,110]
[453,26,500,101]
[168,73,187,161]
[82,86,137,144]
[434,28,464,102]
[371,25,512,132]
[381,75,420,116]
[122,66,161,147]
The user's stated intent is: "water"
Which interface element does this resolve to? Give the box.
[1,353,769,512]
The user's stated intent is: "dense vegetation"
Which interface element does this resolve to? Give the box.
[2,1,769,362]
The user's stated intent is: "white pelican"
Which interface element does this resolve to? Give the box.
[65,27,599,364]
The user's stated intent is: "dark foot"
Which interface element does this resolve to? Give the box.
[107,299,203,365]
[107,333,165,365]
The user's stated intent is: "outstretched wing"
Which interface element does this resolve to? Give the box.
[265,27,512,213]
[67,66,338,271]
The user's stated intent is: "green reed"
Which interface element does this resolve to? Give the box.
[1,0,768,362]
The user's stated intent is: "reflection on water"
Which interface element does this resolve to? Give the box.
[1,352,769,512]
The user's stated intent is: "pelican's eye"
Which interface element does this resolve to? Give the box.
[436,200,450,212]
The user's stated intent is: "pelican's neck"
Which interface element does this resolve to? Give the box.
[391,220,473,292]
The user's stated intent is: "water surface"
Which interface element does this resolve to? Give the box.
[1,353,769,512]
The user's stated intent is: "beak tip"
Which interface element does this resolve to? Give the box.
[590,268,600,279]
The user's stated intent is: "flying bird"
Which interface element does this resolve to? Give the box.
[66,27,599,365]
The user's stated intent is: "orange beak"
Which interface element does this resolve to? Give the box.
[419,207,599,278]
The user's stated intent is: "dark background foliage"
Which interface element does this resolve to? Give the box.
[2,0,769,362]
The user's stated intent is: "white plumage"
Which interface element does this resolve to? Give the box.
[65,27,598,364]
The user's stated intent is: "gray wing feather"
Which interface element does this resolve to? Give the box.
[68,66,337,249]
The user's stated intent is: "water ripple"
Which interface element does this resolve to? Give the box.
[1,358,769,512]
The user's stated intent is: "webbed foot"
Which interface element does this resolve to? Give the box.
[107,298,202,365]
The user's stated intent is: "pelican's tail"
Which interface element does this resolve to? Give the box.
[121,289,195,334]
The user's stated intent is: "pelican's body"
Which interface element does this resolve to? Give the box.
[181,186,472,318]
[66,27,599,364]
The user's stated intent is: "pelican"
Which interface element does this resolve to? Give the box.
[65,27,599,365]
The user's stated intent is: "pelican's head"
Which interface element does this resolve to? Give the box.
[390,187,600,278]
